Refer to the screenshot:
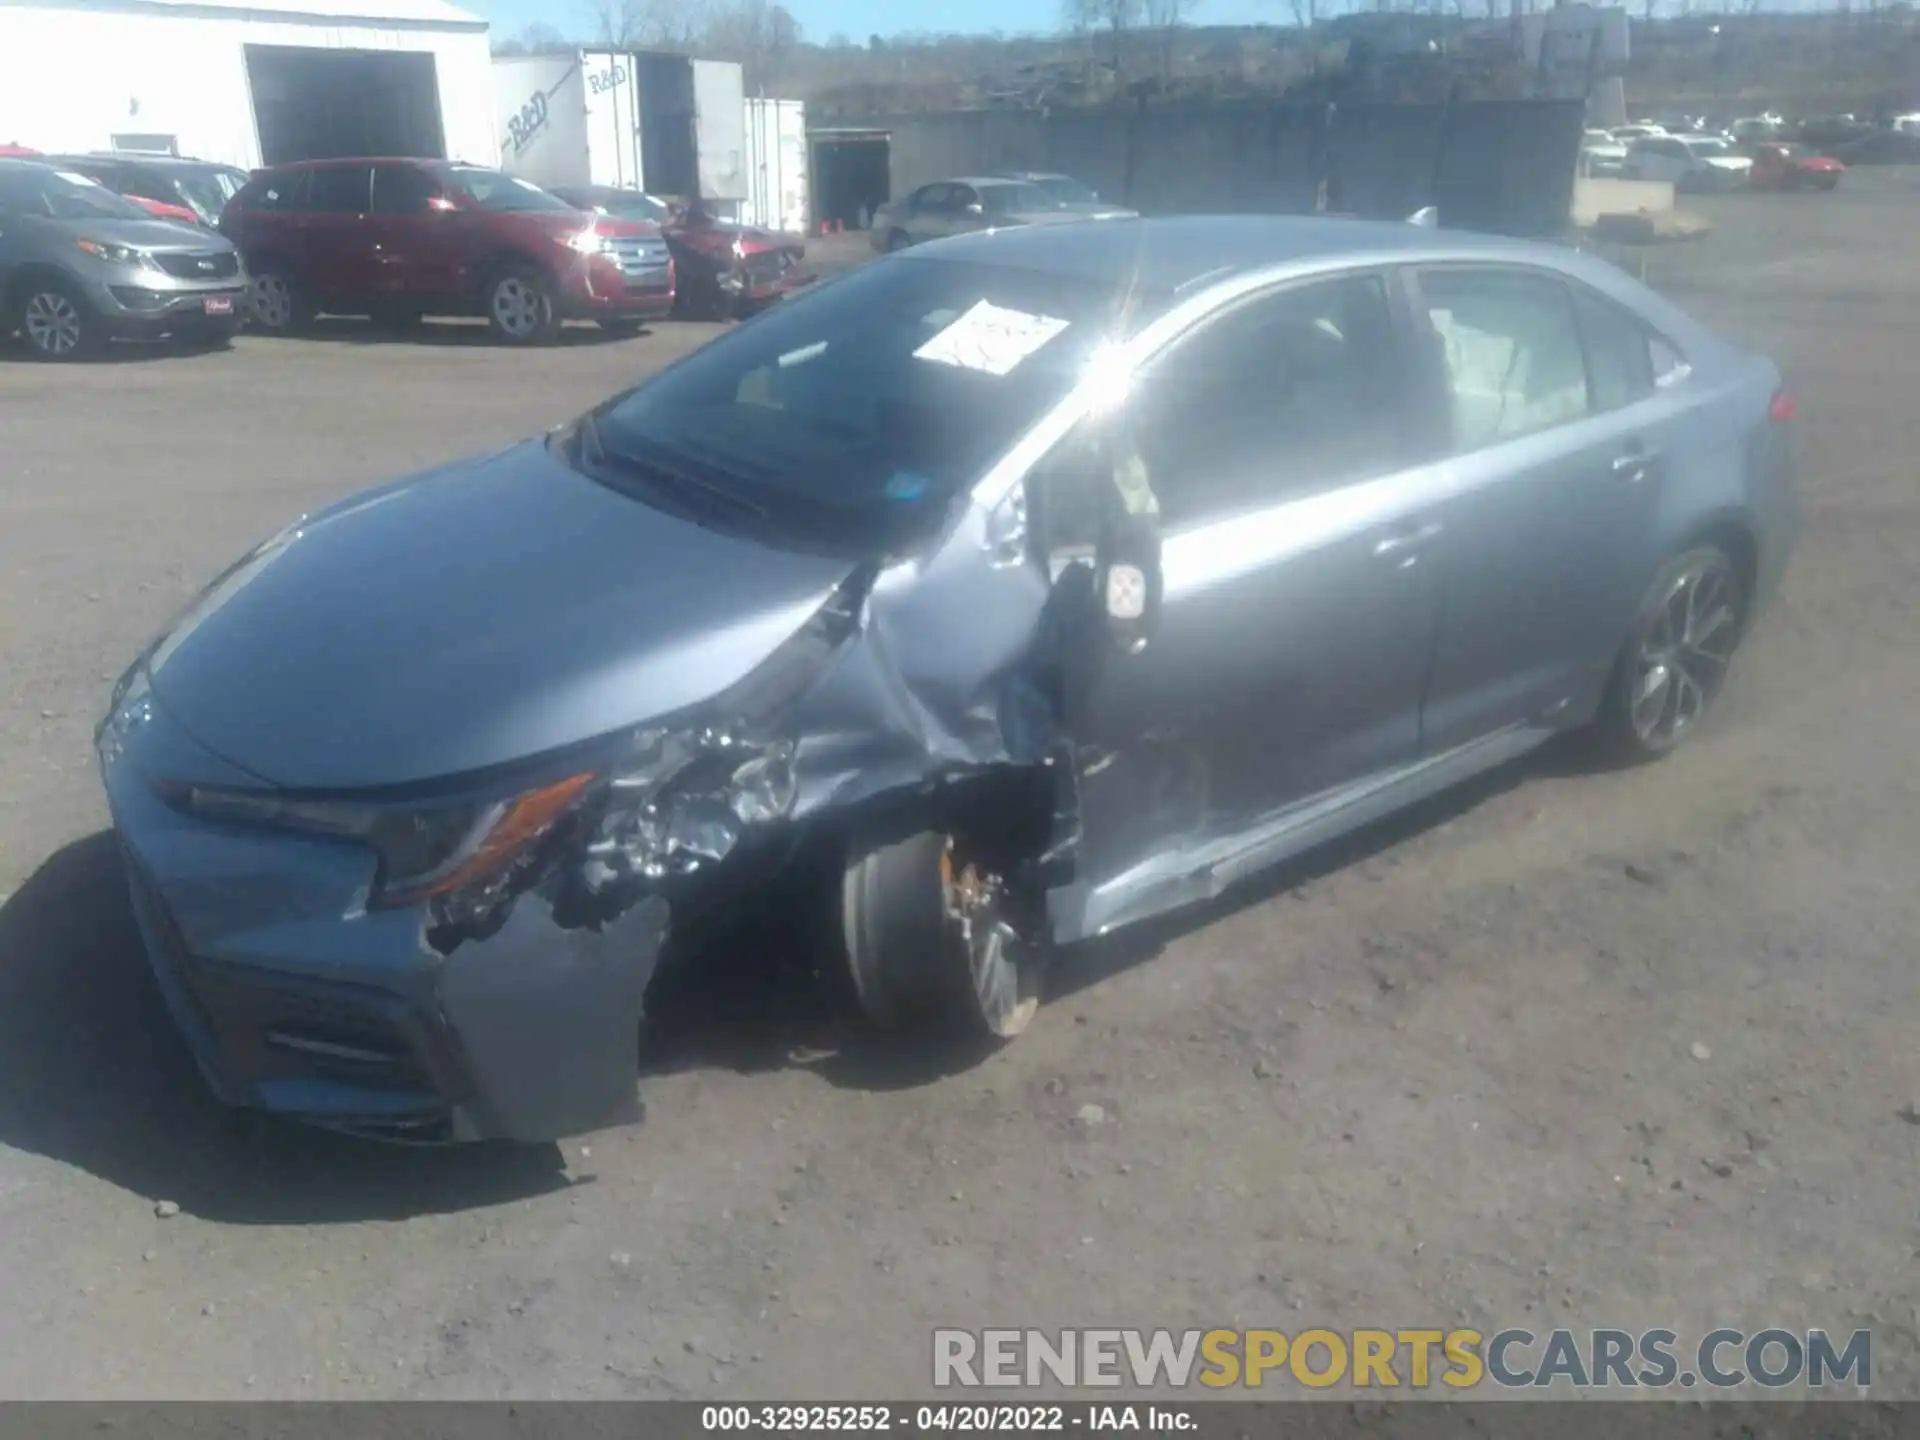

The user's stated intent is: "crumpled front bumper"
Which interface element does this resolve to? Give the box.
[99,689,667,1144]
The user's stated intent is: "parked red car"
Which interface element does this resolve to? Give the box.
[219,158,675,343]
[48,153,249,228]
[1750,142,1845,191]
[547,184,812,318]
[125,194,203,225]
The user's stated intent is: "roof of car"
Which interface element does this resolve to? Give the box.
[903,214,1543,292]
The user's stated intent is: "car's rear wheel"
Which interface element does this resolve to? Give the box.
[485,267,559,345]
[14,279,100,361]
[247,267,314,334]
[839,828,1044,1042]
[1592,544,1745,761]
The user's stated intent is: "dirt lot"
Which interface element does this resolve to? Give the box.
[1,182,1916,1401]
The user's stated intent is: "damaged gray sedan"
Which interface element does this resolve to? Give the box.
[98,216,1796,1143]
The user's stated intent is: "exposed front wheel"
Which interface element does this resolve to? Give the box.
[885,228,912,252]
[839,828,1044,1042]
[247,268,314,334]
[1592,545,1745,761]
[485,267,559,345]
[15,280,99,361]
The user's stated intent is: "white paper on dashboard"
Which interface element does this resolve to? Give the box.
[913,299,1070,377]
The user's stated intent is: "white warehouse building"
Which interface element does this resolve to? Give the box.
[0,0,497,171]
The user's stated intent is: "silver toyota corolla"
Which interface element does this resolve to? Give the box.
[0,159,247,359]
[99,216,1796,1143]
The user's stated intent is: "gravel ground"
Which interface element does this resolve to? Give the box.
[0,179,1916,1400]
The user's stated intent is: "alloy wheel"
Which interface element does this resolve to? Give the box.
[1628,554,1740,748]
[491,277,542,338]
[23,291,83,356]
[939,841,1039,1040]
[251,275,292,329]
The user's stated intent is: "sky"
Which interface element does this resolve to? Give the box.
[472,0,1277,50]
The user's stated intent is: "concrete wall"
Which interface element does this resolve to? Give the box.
[849,99,1585,238]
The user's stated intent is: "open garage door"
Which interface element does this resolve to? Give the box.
[246,46,446,165]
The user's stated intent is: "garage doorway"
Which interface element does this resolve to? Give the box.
[246,46,447,164]
[809,129,889,231]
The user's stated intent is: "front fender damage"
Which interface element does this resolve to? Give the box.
[429,497,1071,1140]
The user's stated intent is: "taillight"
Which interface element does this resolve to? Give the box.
[1768,389,1797,424]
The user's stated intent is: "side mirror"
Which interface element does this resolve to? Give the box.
[1096,512,1163,653]
[966,201,985,215]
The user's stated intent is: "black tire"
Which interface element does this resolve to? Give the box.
[484,265,559,345]
[246,266,314,335]
[597,317,645,339]
[1590,544,1745,762]
[885,228,912,252]
[13,276,101,361]
[838,828,1044,1041]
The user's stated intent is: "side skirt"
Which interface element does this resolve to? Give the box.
[1047,723,1556,944]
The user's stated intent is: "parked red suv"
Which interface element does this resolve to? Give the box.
[220,158,675,343]
[548,185,812,319]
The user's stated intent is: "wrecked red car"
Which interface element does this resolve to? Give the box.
[549,185,812,318]
[1749,142,1844,191]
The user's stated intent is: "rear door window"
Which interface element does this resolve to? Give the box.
[1417,267,1591,451]
[305,165,371,214]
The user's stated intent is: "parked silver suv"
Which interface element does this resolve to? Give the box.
[0,159,247,359]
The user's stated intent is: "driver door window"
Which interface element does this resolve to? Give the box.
[1107,273,1411,531]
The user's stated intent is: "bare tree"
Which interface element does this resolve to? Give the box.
[592,0,708,50]
[1286,0,1317,32]
[1144,0,1198,81]
[702,0,803,90]
[1062,0,1142,77]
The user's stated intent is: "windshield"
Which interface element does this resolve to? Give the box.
[446,167,577,213]
[174,167,245,223]
[583,256,1161,552]
[1034,175,1099,206]
[0,166,148,221]
[586,189,671,222]
[978,183,1051,216]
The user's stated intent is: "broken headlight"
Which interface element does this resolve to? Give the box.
[579,727,798,893]
[182,771,595,910]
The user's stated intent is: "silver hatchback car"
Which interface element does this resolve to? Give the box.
[99,216,1794,1143]
[0,159,247,359]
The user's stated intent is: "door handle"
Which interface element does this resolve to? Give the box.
[1611,448,1652,483]
[1372,521,1443,565]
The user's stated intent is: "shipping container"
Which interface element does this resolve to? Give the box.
[742,98,809,234]
[494,51,777,222]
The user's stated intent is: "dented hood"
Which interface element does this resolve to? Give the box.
[146,440,853,791]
